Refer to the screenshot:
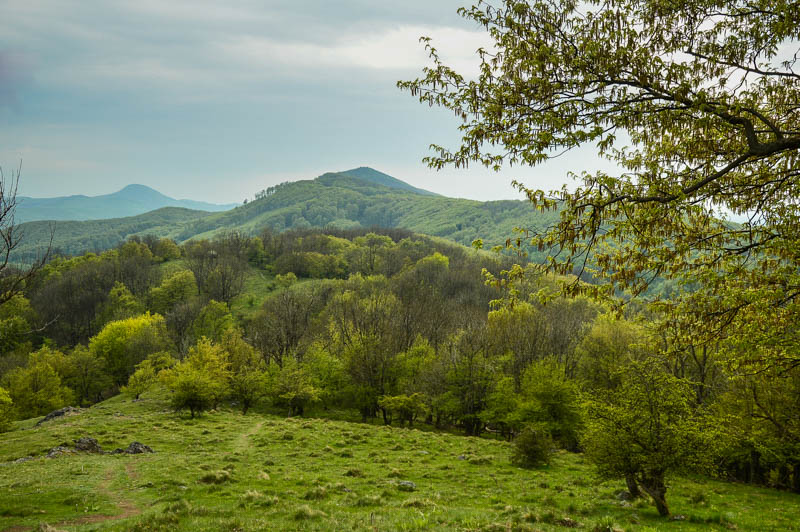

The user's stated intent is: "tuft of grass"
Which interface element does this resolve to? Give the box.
[352,495,383,507]
[198,470,233,484]
[303,486,328,500]
[293,504,326,520]
[402,498,435,509]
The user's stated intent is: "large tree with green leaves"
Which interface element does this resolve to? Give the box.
[400,0,800,372]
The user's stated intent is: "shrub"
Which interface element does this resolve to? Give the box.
[511,426,553,468]
[0,388,13,432]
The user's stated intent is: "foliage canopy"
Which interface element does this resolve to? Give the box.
[400,0,800,371]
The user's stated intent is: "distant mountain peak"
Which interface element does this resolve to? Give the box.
[14,184,236,223]
[332,167,440,196]
[118,184,158,193]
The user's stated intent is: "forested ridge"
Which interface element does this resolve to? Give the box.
[11,169,556,265]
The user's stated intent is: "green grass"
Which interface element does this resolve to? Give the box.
[1,392,798,531]
[229,269,276,319]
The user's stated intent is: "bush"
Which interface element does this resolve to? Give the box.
[0,388,13,432]
[511,426,553,468]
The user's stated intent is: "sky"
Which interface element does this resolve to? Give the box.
[0,0,613,204]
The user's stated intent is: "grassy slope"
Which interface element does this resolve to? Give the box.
[1,392,798,531]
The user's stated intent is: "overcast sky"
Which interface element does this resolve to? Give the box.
[1,1,613,204]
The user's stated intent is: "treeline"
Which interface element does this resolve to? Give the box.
[1,227,798,516]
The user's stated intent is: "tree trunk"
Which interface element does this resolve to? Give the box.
[779,465,791,489]
[625,474,641,499]
[640,473,669,516]
[793,463,800,494]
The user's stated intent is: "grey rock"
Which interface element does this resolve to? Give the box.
[46,446,74,458]
[125,442,154,454]
[112,442,155,454]
[397,480,416,491]
[74,437,103,453]
[36,406,81,426]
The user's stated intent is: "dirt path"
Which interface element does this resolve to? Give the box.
[235,419,264,453]
[3,462,142,532]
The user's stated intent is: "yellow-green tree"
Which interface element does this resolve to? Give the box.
[0,387,14,432]
[2,348,73,418]
[89,313,172,386]
[0,295,36,355]
[160,338,230,417]
[148,270,198,315]
[123,352,176,400]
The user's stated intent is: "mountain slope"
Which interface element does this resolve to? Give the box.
[339,167,439,196]
[16,184,237,223]
[12,207,213,262]
[13,169,556,262]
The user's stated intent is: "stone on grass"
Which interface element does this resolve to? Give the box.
[36,407,81,426]
[46,446,74,459]
[74,437,103,453]
[397,480,416,492]
[121,442,154,454]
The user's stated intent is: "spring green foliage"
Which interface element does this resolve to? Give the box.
[62,346,110,406]
[123,352,176,400]
[160,338,230,417]
[3,225,800,507]
[1,348,73,417]
[400,0,800,369]
[378,393,428,427]
[89,313,172,386]
[511,425,553,468]
[267,359,320,417]
[94,282,144,329]
[190,300,235,344]
[0,295,35,354]
[583,360,715,516]
[148,270,198,315]
[0,387,12,433]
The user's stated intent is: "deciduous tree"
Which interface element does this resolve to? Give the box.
[400,0,800,372]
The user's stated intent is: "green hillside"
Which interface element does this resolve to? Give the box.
[12,208,212,263]
[17,184,237,224]
[13,168,555,262]
[1,392,796,531]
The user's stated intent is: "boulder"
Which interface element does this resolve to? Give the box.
[125,442,154,454]
[112,442,155,454]
[46,446,74,458]
[36,406,81,426]
[74,437,103,453]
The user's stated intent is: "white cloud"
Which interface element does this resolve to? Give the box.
[219,25,489,76]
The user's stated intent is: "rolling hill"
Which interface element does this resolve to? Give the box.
[12,168,557,262]
[1,390,795,531]
[16,184,238,223]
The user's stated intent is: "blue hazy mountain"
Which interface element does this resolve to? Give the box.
[16,184,238,223]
